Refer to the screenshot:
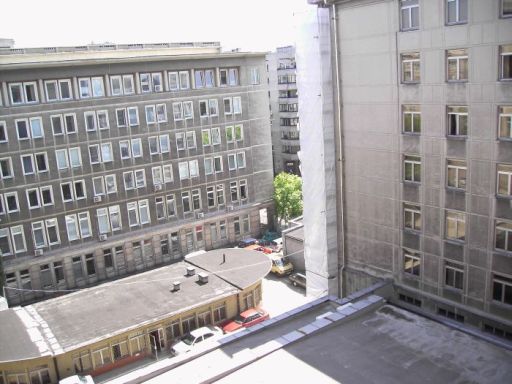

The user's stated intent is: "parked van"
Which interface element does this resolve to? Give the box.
[269,254,293,276]
[272,237,283,252]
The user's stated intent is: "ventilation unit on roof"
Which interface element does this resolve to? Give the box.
[172,281,181,291]
[198,272,209,284]
[186,266,196,276]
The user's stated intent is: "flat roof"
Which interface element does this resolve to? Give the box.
[218,304,512,384]
[284,226,304,242]
[0,249,270,360]
[0,42,266,70]
[186,248,271,290]
[0,308,51,362]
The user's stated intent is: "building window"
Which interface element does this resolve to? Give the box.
[182,191,191,214]
[216,185,225,206]
[401,52,420,83]
[207,186,216,208]
[11,225,27,253]
[496,220,512,252]
[501,0,512,18]
[438,308,464,322]
[0,157,13,179]
[168,71,190,90]
[194,69,215,88]
[0,121,7,143]
[500,45,512,81]
[5,192,19,213]
[447,106,468,136]
[230,181,239,202]
[166,194,176,217]
[499,106,512,140]
[445,261,464,290]
[403,105,421,133]
[79,77,104,99]
[72,256,83,279]
[447,159,467,190]
[403,203,421,231]
[32,221,47,248]
[44,79,72,101]
[446,0,468,25]
[403,155,421,183]
[492,274,512,305]
[92,346,111,367]
[446,210,466,242]
[250,68,260,85]
[46,218,60,245]
[192,189,201,211]
[239,179,248,200]
[400,0,419,31]
[9,81,38,104]
[497,164,512,197]
[447,49,468,81]
[403,250,420,276]
[234,217,241,236]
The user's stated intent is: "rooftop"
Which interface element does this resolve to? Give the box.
[115,294,512,384]
[0,42,265,69]
[0,249,270,362]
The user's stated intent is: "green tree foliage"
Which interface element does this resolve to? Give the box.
[273,172,303,224]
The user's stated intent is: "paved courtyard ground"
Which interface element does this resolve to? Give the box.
[260,273,314,317]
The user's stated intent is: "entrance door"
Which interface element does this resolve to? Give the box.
[149,328,164,356]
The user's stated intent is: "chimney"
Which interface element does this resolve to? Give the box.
[172,281,181,291]
[186,266,196,276]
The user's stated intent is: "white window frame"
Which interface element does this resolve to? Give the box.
[11,225,27,253]
[26,188,41,209]
[447,49,468,81]
[497,164,512,197]
[127,106,139,126]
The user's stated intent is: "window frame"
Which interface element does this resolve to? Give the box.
[447,159,467,190]
[446,0,468,25]
[446,48,469,82]
[445,210,466,242]
[400,0,420,31]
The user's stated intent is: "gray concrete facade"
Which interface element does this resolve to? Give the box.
[266,46,301,176]
[303,0,512,338]
[0,43,274,306]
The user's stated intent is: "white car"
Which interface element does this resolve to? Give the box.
[170,325,223,356]
[59,375,94,384]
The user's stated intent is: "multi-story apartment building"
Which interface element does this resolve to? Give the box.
[267,46,301,175]
[0,42,274,306]
[301,0,512,337]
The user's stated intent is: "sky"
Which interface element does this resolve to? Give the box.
[1,0,312,51]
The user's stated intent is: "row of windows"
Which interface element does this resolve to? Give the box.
[400,45,512,83]
[403,204,512,252]
[0,367,51,384]
[400,0,511,32]
[402,156,512,198]
[0,181,249,254]
[402,249,512,306]
[0,125,245,180]
[2,66,255,106]
[0,97,243,144]
[0,155,249,213]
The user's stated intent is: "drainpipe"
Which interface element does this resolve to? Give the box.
[324,0,346,298]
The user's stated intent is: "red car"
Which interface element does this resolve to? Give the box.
[222,308,270,333]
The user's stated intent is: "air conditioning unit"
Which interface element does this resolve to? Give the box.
[227,205,234,211]
[154,184,162,191]
[196,212,204,219]
[99,234,108,241]
[93,196,102,203]
[34,249,44,256]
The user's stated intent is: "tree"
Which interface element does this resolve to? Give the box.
[273,172,303,225]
